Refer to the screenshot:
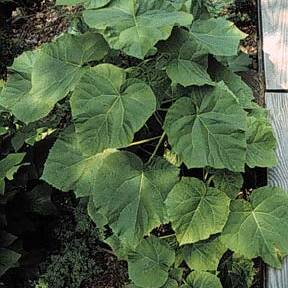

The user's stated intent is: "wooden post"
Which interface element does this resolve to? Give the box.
[260,0,288,286]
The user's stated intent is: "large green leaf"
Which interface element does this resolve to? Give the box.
[0,52,35,122]
[212,170,243,199]
[128,279,178,288]
[56,0,111,8]
[0,153,26,195]
[128,237,175,288]
[246,115,277,168]
[89,151,179,247]
[165,177,230,245]
[184,236,227,271]
[216,52,252,72]
[1,33,108,124]
[160,28,212,87]
[0,248,21,277]
[83,0,193,59]
[208,60,254,109]
[221,186,288,268]
[191,18,247,56]
[71,64,156,155]
[164,83,247,171]
[41,127,117,198]
[182,271,222,288]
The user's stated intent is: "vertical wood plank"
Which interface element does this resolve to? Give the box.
[261,0,288,89]
[266,93,288,287]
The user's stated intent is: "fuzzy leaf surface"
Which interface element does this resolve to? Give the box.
[165,177,230,245]
[191,18,247,56]
[83,0,193,59]
[3,33,108,123]
[0,52,35,122]
[89,151,179,247]
[164,84,247,171]
[222,187,288,268]
[209,61,254,109]
[246,115,277,168]
[212,170,243,199]
[184,236,226,271]
[159,28,212,87]
[71,64,156,155]
[128,237,175,288]
[41,127,117,197]
[182,271,222,288]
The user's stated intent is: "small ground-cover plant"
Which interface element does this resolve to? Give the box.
[0,0,287,287]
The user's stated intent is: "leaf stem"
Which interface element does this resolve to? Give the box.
[147,132,166,164]
[159,233,176,239]
[127,136,162,147]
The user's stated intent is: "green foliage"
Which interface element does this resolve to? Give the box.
[183,271,222,287]
[184,236,226,271]
[0,153,26,194]
[222,186,288,268]
[82,0,193,59]
[219,254,256,288]
[165,177,230,245]
[128,237,175,288]
[164,84,247,171]
[0,0,285,286]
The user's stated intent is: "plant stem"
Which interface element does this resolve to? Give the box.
[147,132,166,164]
[127,135,162,147]
[159,233,176,239]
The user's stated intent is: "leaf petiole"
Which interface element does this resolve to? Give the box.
[127,136,162,148]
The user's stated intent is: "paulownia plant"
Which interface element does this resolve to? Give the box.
[0,0,287,286]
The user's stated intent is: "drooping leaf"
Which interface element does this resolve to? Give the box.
[164,83,247,171]
[83,0,193,59]
[221,186,288,268]
[159,28,213,87]
[165,177,230,245]
[208,60,254,109]
[70,64,156,155]
[89,151,179,247]
[183,271,222,288]
[0,52,35,122]
[25,184,57,216]
[0,248,21,277]
[1,33,109,123]
[216,52,252,72]
[128,237,175,288]
[12,124,56,151]
[184,236,227,271]
[219,254,256,288]
[190,18,247,56]
[105,233,132,260]
[190,0,206,19]
[212,170,243,199]
[56,0,111,8]
[41,126,117,197]
[246,115,277,168]
[0,153,26,195]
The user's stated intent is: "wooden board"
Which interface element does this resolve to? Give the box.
[260,0,288,89]
[265,93,288,287]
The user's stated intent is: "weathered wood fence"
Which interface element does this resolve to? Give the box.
[260,0,288,287]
